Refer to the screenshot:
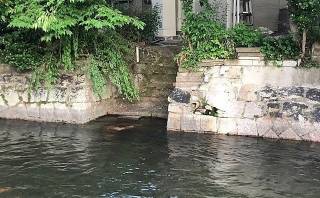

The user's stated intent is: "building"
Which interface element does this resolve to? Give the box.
[150,0,288,37]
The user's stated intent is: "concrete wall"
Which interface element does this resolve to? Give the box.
[167,59,320,142]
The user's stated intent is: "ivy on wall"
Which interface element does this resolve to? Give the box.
[0,0,145,101]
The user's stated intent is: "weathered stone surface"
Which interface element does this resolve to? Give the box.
[168,88,191,104]
[279,87,304,97]
[181,114,201,132]
[4,90,20,106]
[217,118,238,135]
[238,84,259,101]
[279,128,301,141]
[167,113,181,131]
[256,117,273,137]
[243,102,264,118]
[200,115,218,132]
[282,102,308,120]
[237,119,258,136]
[168,59,320,142]
[306,88,320,102]
[313,108,320,122]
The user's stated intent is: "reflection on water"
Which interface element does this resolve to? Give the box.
[0,117,320,197]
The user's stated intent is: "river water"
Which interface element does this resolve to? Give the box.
[1,116,320,198]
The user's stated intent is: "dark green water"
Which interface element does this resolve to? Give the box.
[1,117,320,198]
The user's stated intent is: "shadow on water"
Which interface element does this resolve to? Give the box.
[0,116,320,197]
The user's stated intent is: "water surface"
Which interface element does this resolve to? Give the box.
[0,117,320,198]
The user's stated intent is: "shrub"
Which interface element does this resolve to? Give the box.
[177,3,233,69]
[260,35,300,62]
[229,23,263,47]
[0,0,144,101]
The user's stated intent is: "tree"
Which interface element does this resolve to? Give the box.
[0,0,144,101]
[287,0,320,57]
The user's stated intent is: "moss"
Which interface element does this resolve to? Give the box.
[0,94,8,106]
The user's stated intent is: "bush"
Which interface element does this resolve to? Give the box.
[177,8,233,69]
[260,35,300,62]
[0,0,144,101]
[229,23,263,47]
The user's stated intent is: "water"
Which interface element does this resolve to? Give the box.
[1,117,320,198]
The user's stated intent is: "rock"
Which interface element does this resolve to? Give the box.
[168,88,191,104]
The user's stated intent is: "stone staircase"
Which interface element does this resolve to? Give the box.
[236,47,263,60]
[105,45,180,118]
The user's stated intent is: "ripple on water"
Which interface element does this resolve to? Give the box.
[0,118,320,197]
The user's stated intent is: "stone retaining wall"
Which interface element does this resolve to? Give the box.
[0,45,179,123]
[167,59,320,142]
[0,72,108,124]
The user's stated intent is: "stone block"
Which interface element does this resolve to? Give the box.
[0,103,27,120]
[238,84,259,101]
[47,87,69,103]
[167,113,181,131]
[39,103,55,122]
[243,102,264,118]
[54,103,72,122]
[237,119,258,136]
[256,117,273,137]
[29,88,48,103]
[217,118,238,135]
[181,114,201,132]
[282,60,298,67]
[168,103,190,114]
[279,128,301,141]
[216,101,245,118]
[68,86,91,103]
[168,88,191,104]
[271,118,290,137]
[26,103,40,119]
[200,115,218,132]
[4,90,20,106]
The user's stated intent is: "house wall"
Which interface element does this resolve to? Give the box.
[252,0,288,31]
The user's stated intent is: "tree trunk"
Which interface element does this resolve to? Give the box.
[302,29,307,58]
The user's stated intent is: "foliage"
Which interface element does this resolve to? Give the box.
[260,35,300,62]
[88,32,139,101]
[300,57,320,68]
[287,0,320,31]
[0,32,45,71]
[119,5,161,42]
[287,0,320,56]
[178,0,233,69]
[229,23,263,47]
[0,0,144,101]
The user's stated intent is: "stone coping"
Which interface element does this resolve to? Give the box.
[198,59,300,67]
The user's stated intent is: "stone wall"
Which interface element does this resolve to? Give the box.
[167,59,320,142]
[0,72,108,124]
[0,45,179,123]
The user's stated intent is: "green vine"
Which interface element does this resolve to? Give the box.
[0,0,144,102]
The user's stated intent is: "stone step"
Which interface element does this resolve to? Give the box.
[177,72,203,78]
[176,76,203,83]
[236,47,261,53]
[237,52,263,57]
